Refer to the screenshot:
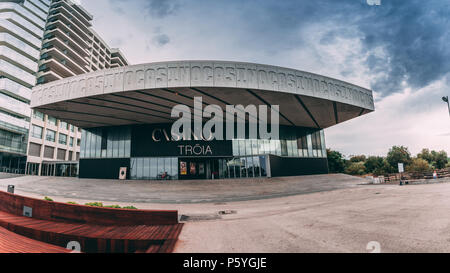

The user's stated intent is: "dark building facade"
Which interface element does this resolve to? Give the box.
[79,124,328,180]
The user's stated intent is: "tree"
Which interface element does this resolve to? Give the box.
[417,148,433,163]
[364,156,384,174]
[327,149,346,173]
[431,150,448,169]
[386,146,412,171]
[345,162,366,176]
[374,159,394,176]
[407,158,432,173]
[349,155,367,163]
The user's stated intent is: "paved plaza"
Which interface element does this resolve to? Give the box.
[0,174,365,204]
[2,173,450,253]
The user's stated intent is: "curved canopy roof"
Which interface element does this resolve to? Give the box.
[31,60,375,129]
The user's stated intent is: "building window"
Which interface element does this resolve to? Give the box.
[80,127,131,159]
[77,138,81,146]
[69,151,73,161]
[70,125,75,132]
[59,133,67,145]
[57,149,66,160]
[43,146,55,159]
[47,116,57,126]
[69,137,74,147]
[46,129,56,142]
[33,110,44,121]
[31,125,43,139]
[131,157,178,180]
[28,143,41,157]
[60,121,69,130]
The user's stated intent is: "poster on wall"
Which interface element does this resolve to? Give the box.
[190,162,197,175]
[180,161,187,175]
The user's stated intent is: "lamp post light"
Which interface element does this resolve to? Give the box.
[443,96,450,117]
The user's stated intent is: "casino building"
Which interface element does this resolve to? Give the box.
[31,61,375,180]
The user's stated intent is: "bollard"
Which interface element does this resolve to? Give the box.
[7,185,14,194]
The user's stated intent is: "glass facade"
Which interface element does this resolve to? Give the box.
[220,156,268,179]
[79,125,328,180]
[232,130,326,158]
[130,157,178,180]
[80,127,131,159]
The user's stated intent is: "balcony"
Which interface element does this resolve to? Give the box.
[0,59,36,87]
[0,78,31,102]
[0,33,40,61]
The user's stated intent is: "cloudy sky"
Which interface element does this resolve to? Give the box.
[77,0,450,157]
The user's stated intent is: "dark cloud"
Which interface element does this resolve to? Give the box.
[355,0,450,96]
[153,33,170,46]
[144,0,181,18]
[104,0,450,97]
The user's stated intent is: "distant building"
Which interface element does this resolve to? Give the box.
[19,0,129,176]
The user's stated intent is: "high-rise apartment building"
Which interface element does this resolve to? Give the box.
[0,0,50,174]
[22,0,129,176]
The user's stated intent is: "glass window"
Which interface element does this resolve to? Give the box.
[240,158,247,178]
[70,125,75,132]
[46,129,56,142]
[124,127,131,157]
[69,137,74,147]
[171,158,178,180]
[321,130,327,158]
[245,140,252,156]
[130,158,137,180]
[80,130,87,158]
[157,158,165,179]
[238,140,246,156]
[259,156,267,177]
[33,110,44,121]
[281,140,288,156]
[253,156,261,177]
[112,130,119,158]
[59,133,67,145]
[85,130,91,158]
[252,139,259,155]
[95,129,101,158]
[150,158,157,179]
[144,158,150,179]
[31,125,43,139]
[307,134,313,157]
[60,121,68,130]
[232,140,239,156]
[47,116,57,126]
[137,158,144,179]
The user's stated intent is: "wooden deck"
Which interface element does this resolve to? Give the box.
[0,226,71,253]
[0,191,184,253]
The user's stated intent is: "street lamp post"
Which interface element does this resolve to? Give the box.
[443,96,450,117]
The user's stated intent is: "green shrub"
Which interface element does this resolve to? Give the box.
[44,196,53,202]
[67,202,78,205]
[122,206,138,210]
[407,158,432,173]
[84,202,103,207]
[345,162,366,176]
[104,205,122,209]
